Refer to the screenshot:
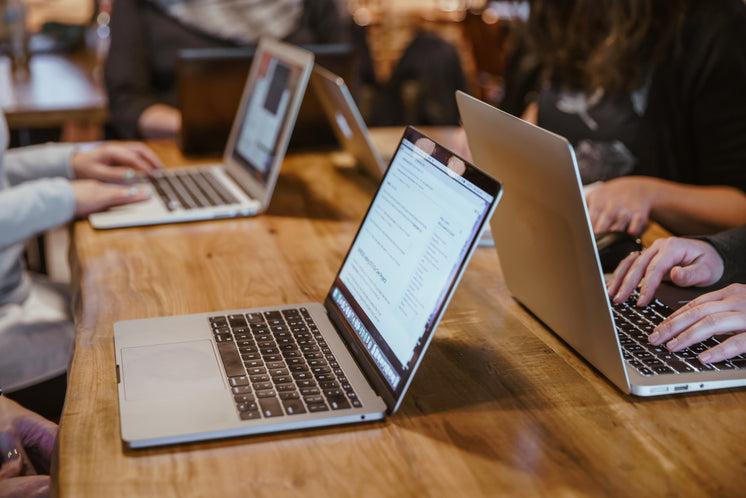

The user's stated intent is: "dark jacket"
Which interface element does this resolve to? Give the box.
[105,0,345,139]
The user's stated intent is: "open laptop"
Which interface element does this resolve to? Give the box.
[178,43,355,156]
[456,90,746,396]
[89,38,314,229]
[310,66,387,179]
[114,126,502,448]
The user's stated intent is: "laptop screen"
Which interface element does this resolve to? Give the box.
[230,51,305,186]
[328,127,500,404]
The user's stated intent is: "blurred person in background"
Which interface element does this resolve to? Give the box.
[105,0,348,140]
[509,0,746,236]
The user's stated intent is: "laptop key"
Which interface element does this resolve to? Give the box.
[328,396,350,410]
[217,342,245,377]
[728,358,746,368]
[668,361,695,373]
[240,410,261,420]
[229,376,249,387]
[283,399,307,415]
[237,403,254,412]
[258,397,284,418]
[637,367,654,376]
[713,361,737,370]
[307,403,329,413]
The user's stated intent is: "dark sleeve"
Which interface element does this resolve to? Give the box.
[697,225,746,286]
[658,0,746,190]
[104,0,156,139]
[290,0,346,44]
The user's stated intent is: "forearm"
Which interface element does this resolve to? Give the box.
[5,143,75,185]
[647,178,746,235]
[0,179,75,249]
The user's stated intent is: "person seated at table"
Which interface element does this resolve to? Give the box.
[510,0,746,237]
[0,111,162,417]
[607,224,746,364]
[0,394,57,498]
[104,0,348,140]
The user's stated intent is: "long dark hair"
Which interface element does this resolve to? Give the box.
[525,0,688,93]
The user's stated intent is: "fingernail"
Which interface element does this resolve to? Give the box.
[649,331,659,343]
[667,338,679,350]
[699,352,712,364]
[129,187,140,196]
[6,448,20,462]
[124,168,135,180]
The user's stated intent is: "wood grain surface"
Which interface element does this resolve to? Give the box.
[53,135,746,497]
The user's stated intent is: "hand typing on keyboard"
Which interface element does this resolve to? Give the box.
[71,142,164,182]
[606,234,746,365]
[648,284,746,365]
[607,237,724,307]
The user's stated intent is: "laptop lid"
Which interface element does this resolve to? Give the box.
[310,65,387,179]
[456,91,631,393]
[322,126,502,412]
[219,38,314,212]
[178,43,354,155]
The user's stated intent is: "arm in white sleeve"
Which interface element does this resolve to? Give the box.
[0,178,76,250]
[4,143,76,185]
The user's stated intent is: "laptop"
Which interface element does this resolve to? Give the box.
[310,66,387,179]
[177,43,355,156]
[456,90,746,396]
[89,38,314,230]
[114,126,502,448]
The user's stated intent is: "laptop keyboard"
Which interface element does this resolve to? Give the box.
[210,307,362,420]
[612,291,746,376]
[150,169,238,211]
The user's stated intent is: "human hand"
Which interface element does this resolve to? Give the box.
[585,176,659,236]
[137,104,182,139]
[71,179,150,217]
[607,236,724,307]
[648,284,746,364]
[0,396,58,497]
[71,141,164,182]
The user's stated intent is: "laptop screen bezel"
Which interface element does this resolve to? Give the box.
[323,126,502,413]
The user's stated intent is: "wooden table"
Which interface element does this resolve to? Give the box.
[55,133,746,497]
[0,51,107,141]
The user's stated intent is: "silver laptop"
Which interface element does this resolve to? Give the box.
[89,38,314,229]
[456,90,746,396]
[310,65,387,179]
[114,126,502,448]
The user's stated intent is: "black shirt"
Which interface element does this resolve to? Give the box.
[536,0,746,192]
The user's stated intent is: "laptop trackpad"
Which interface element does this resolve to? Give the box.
[121,340,224,401]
